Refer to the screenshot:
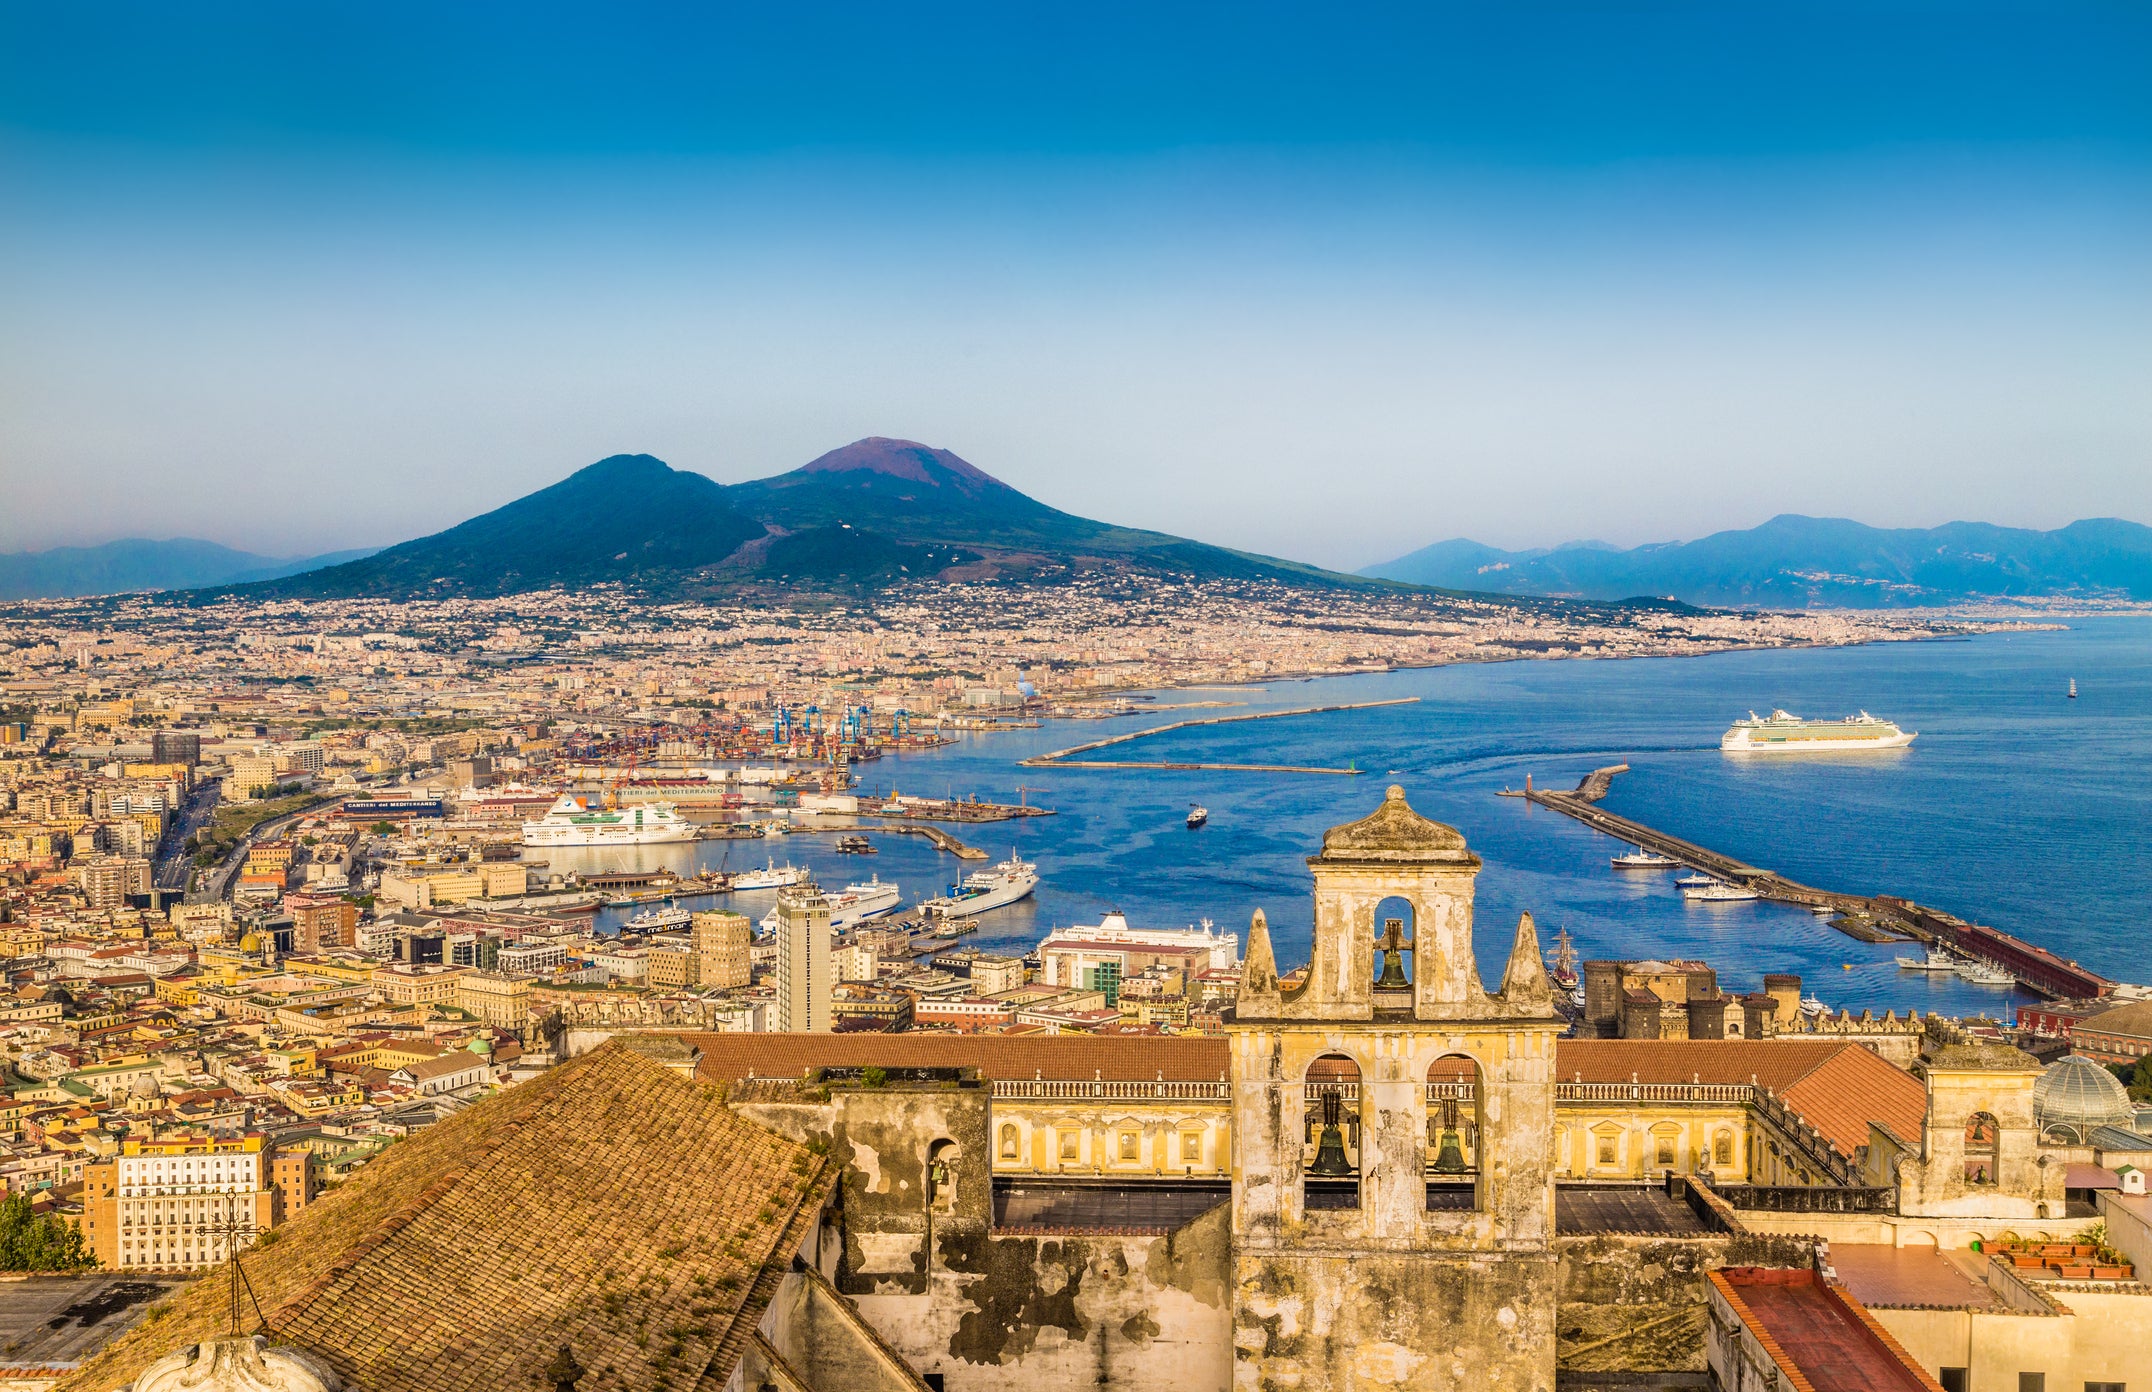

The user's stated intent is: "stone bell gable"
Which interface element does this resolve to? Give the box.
[1227,786,1563,1392]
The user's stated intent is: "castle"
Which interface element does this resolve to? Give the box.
[62,789,2146,1392]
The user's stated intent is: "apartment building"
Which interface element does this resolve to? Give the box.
[81,1135,312,1272]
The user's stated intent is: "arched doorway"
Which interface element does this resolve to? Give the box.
[1426,1054,1483,1211]
[1304,1054,1362,1210]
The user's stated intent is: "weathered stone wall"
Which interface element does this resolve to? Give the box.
[1233,1250,1557,1391]
[1554,1232,1818,1377]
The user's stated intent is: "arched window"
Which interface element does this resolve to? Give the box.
[998,1123,1019,1161]
[1426,1054,1483,1212]
[1371,896,1415,992]
[927,1138,960,1214]
[1964,1112,2000,1186]
[1303,1054,1362,1210]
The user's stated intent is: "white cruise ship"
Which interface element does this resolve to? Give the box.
[731,859,806,891]
[521,794,699,847]
[919,856,1039,918]
[1037,913,1241,978]
[1721,709,1915,754]
[759,875,903,932]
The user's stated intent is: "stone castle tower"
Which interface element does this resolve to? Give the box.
[1228,786,1561,1392]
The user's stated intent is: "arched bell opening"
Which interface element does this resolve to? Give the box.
[1303,1053,1362,1211]
[1964,1112,2000,1187]
[1371,896,1416,998]
[1425,1054,1484,1211]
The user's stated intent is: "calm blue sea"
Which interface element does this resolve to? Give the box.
[567,616,2152,1019]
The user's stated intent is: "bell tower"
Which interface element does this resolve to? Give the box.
[1228,786,1560,1392]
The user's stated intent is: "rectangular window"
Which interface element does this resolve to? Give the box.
[2082,1383,2124,1392]
[2017,1376,2044,1392]
[1058,1131,1079,1162]
[1118,1133,1138,1161]
[1182,1132,1201,1163]
[1596,1139,1615,1165]
[1938,1370,1967,1392]
[1657,1140,1675,1165]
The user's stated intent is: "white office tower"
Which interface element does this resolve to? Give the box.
[774,886,832,1033]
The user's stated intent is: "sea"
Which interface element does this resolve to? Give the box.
[557,615,2152,1020]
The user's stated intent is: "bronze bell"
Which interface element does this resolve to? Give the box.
[1375,917,1412,989]
[1308,1088,1354,1176]
[1430,1094,1470,1175]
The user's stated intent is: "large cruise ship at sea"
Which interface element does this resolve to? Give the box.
[520,794,699,847]
[1720,709,1916,754]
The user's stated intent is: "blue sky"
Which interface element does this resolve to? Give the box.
[2,2,2147,567]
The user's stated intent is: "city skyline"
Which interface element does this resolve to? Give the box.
[3,3,2148,567]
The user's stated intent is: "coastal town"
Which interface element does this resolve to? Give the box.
[0,582,2133,1274]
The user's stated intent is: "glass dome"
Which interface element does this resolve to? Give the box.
[2033,1056,2136,1136]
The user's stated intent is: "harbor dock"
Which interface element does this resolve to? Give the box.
[1022,697,1419,775]
[1516,765,2117,1001]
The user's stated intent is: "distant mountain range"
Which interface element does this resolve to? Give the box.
[0,538,376,601]
[1363,515,2152,608]
[239,438,1366,599]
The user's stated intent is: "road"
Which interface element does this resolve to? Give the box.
[154,775,223,897]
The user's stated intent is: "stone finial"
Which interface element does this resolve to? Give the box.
[1314,785,1474,864]
[542,1344,586,1392]
[1239,909,1281,1013]
[132,1336,341,1392]
[1497,912,1556,1014]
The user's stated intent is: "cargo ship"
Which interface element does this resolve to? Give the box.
[521,794,698,847]
[1720,710,1915,754]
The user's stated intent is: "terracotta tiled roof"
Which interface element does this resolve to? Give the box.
[683,1031,1234,1083]
[1555,1039,1926,1157]
[57,1043,832,1392]
[686,1033,1921,1156]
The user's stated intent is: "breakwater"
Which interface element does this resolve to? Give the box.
[1518,766,2116,1001]
[1022,697,1419,775]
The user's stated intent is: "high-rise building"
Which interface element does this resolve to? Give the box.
[151,730,201,766]
[77,855,151,908]
[693,910,752,989]
[773,887,831,1033]
[286,893,359,953]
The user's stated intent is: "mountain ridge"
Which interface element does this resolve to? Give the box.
[1363,513,2152,608]
[235,438,1386,600]
[0,538,376,601]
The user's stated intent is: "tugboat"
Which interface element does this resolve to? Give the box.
[1186,805,1209,829]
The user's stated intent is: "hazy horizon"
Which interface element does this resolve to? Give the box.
[4,3,2148,570]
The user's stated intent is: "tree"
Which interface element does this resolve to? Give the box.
[0,1194,95,1271]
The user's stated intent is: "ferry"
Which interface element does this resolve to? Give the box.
[1681,882,1759,903]
[731,859,806,891]
[1721,710,1915,754]
[1611,847,1680,870]
[1187,805,1209,829]
[919,855,1039,918]
[625,903,691,933]
[521,794,699,847]
[759,875,903,932]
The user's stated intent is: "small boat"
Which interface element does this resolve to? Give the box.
[1674,873,1716,889]
[1682,882,1759,903]
[1611,847,1679,870]
[835,835,876,854]
[1896,949,1963,972]
[1186,805,1209,829]
[2068,679,2078,699]
[1957,960,2016,987]
[1808,904,1837,916]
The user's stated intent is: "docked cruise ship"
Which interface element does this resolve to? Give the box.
[759,875,903,932]
[919,856,1039,918]
[521,794,699,847]
[1720,709,1916,754]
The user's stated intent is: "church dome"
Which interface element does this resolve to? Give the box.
[2034,1056,2135,1136]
